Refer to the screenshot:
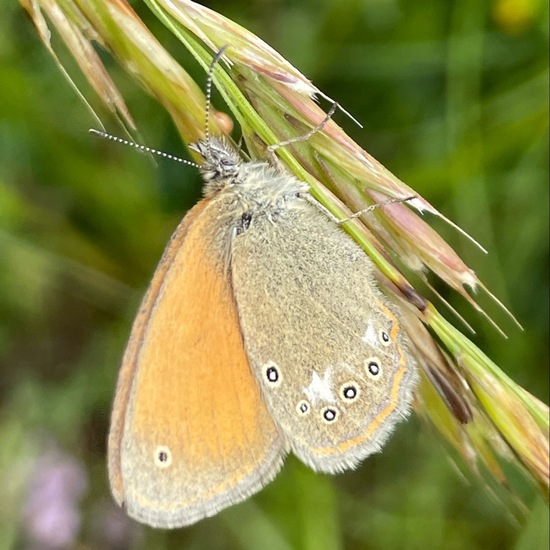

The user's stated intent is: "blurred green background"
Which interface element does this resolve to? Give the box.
[0,0,548,549]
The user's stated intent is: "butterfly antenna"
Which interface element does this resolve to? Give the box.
[204,46,229,145]
[88,129,200,168]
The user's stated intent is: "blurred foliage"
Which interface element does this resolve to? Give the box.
[0,0,548,549]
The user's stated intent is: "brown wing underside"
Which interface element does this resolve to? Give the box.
[231,204,416,474]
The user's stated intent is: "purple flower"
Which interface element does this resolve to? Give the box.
[23,445,88,550]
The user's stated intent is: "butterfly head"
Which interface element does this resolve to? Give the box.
[190,137,241,195]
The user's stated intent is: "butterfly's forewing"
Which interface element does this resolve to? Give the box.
[231,199,417,473]
[109,200,287,528]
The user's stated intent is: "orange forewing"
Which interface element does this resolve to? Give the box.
[108,199,285,528]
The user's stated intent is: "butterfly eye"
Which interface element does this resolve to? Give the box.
[262,361,282,387]
[365,357,382,379]
[379,329,391,346]
[240,213,252,231]
[340,382,360,402]
[321,406,339,423]
[154,446,173,469]
[296,400,311,416]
